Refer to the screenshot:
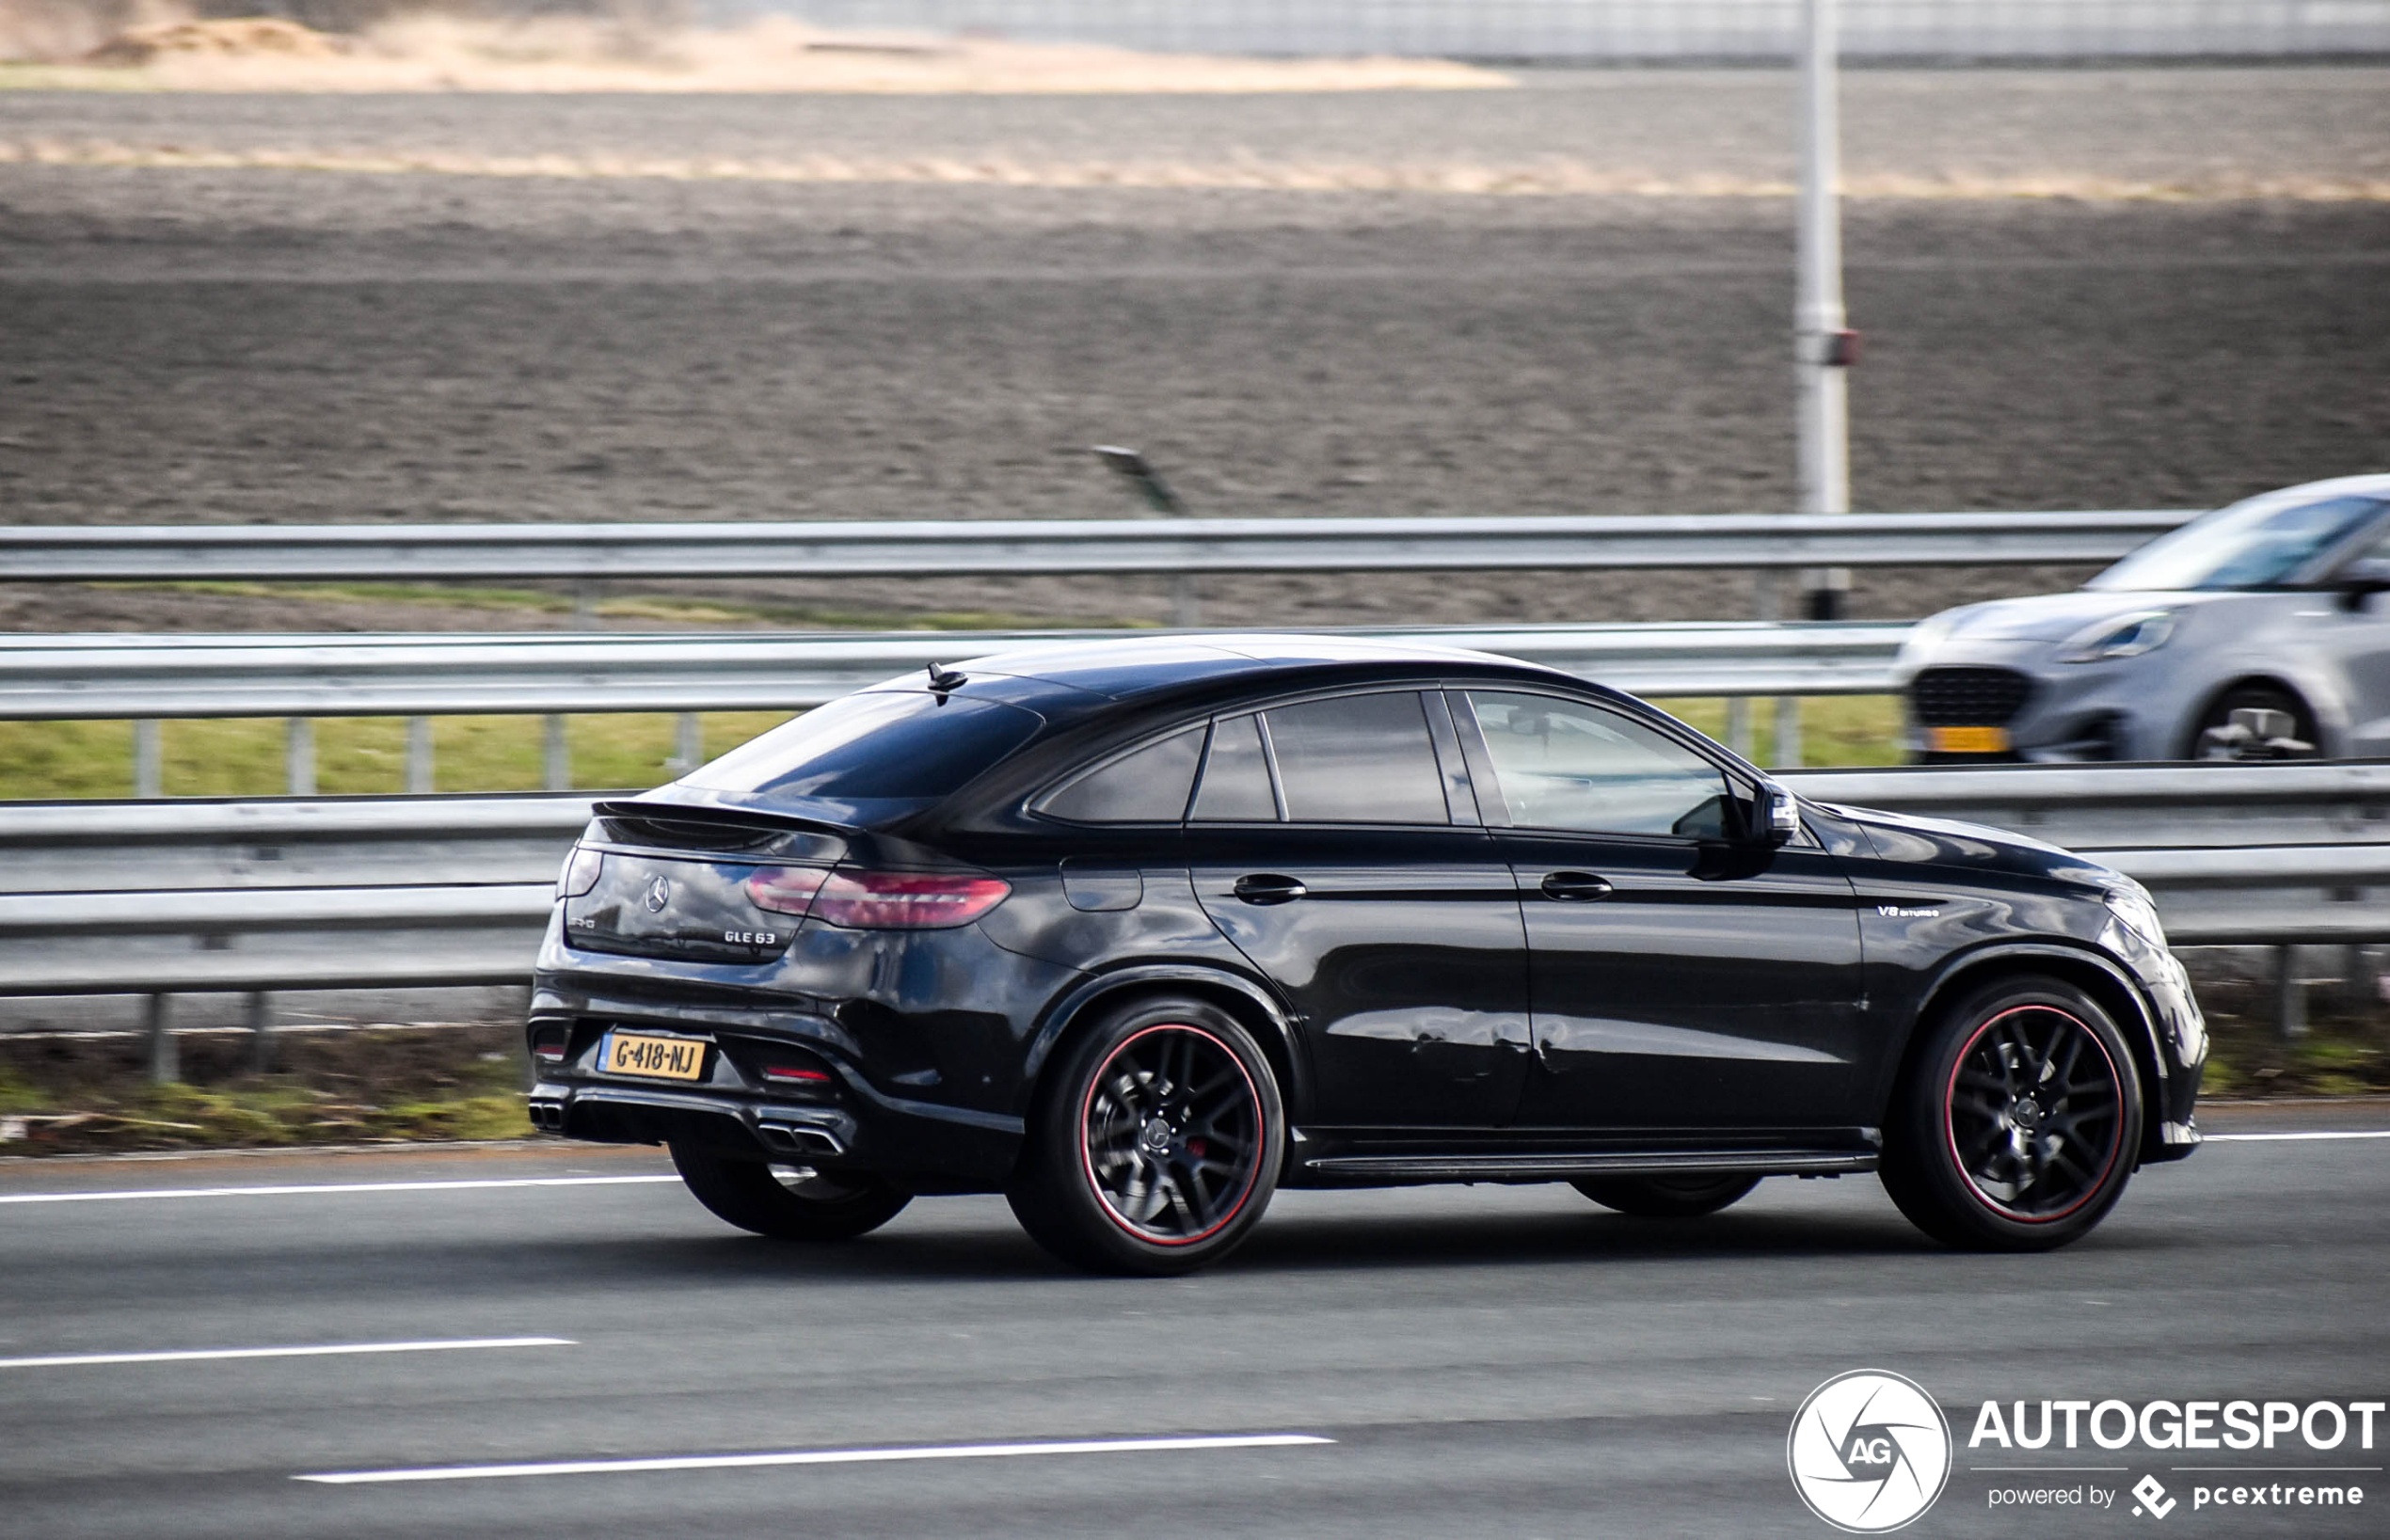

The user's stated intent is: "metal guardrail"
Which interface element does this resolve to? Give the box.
[0,624,1912,722]
[0,795,582,998]
[4,509,2187,791]
[6,766,2388,1020]
[1788,762,2390,852]
[1792,762,2390,948]
[0,511,2193,583]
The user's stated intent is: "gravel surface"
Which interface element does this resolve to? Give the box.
[0,69,2384,630]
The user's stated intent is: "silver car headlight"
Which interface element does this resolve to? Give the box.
[2060,609,2175,663]
[2104,883,2170,949]
[1896,608,1962,664]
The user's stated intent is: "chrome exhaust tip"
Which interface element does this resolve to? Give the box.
[757,1120,845,1157]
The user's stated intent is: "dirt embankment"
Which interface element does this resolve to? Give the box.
[12,12,1509,92]
[0,71,2382,633]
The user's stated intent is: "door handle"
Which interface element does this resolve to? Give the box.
[1539,870,1614,901]
[1233,873,1307,905]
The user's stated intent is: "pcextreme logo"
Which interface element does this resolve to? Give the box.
[1788,1370,1955,1533]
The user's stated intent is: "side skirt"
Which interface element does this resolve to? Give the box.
[1293,1148,1876,1189]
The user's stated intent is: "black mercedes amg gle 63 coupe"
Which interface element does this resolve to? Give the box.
[528,635,2204,1274]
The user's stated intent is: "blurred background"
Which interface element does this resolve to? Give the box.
[1,0,2384,1140]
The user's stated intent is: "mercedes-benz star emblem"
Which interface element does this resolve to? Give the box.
[643,874,673,913]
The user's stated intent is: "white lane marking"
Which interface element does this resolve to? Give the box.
[0,1338,573,1371]
[0,1175,681,1204]
[296,1433,1336,1485]
[3,1129,2368,1207]
[2203,1131,2390,1142]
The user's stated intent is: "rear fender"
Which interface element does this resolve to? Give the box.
[1022,963,1313,1125]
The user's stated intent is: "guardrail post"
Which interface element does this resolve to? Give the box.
[144,993,177,1083]
[1774,697,1804,769]
[1725,697,1753,760]
[2274,945,2308,1040]
[285,718,315,796]
[1752,572,1799,766]
[247,990,276,1073]
[671,711,703,774]
[133,719,162,798]
[405,717,435,794]
[2334,944,2377,1015]
[544,714,570,790]
[573,580,603,627]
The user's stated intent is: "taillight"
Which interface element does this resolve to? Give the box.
[742,866,1010,929]
[816,871,1012,929]
[745,865,830,914]
[556,846,601,900]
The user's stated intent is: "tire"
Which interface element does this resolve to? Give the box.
[2190,684,2318,761]
[1007,995,1284,1276]
[1880,975,2143,1252]
[1571,1172,1761,1217]
[669,1142,911,1241]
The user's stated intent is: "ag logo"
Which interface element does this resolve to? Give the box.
[1787,1369,1952,1532]
[643,874,673,913]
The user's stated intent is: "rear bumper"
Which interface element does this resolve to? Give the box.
[525,976,1024,1190]
[528,1070,1022,1190]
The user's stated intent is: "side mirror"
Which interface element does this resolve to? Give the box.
[1752,781,1801,847]
[2340,577,2390,612]
[2333,560,2390,611]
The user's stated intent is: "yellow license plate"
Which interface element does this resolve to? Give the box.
[600,1031,709,1082]
[1927,725,2011,754]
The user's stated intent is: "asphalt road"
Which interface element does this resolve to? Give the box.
[2,1103,2383,1539]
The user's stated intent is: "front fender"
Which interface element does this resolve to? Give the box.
[1879,939,2181,1163]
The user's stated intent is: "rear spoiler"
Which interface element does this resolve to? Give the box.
[590,789,951,868]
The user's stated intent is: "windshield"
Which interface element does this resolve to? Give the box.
[682,691,1042,802]
[2088,493,2385,593]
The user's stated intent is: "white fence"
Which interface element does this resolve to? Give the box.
[750,1,2390,57]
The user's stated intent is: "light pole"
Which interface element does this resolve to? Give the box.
[1783,0,1856,766]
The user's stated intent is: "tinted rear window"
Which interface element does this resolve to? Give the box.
[1039,726,1205,823]
[1266,692,1450,825]
[682,691,1042,802]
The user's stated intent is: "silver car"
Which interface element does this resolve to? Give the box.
[1894,473,2390,763]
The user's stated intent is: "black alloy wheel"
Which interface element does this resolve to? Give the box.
[1881,976,2143,1251]
[2191,685,2318,760]
[669,1142,912,1241]
[1009,996,1283,1276]
[1571,1172,1761,1218]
